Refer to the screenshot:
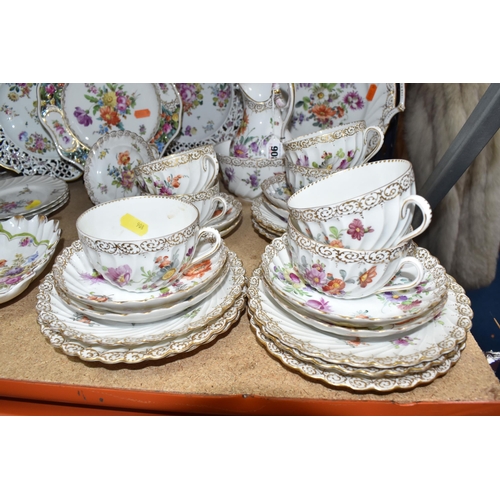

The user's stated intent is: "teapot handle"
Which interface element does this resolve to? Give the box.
[280,83,296,141]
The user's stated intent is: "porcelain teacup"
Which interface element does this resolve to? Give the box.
[287,221,424,299]
[133,144,219,196]
[76,196,223,293]
[287,159,432,250]
[282,120,384,193]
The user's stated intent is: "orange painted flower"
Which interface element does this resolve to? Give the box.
[155,256,172,269]
[0,259,6,267]
[88,295,109,303]
[311,104,335,123]
[322,278,346,295]
[359,266,377,288]
[171,175,183,188]
[117,150,131,166]
[183,259,212,279]
[100,106,120,126]
[328,239,344,248]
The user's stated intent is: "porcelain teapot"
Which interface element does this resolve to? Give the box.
[229,83,295,159]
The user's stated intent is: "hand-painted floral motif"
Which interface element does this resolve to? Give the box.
[80,83,139,136]
[391,336,419,348]
[102,149,136,194]
[243,169,261,190]
[347,218,374,241]
[79,269,107,284]
[51,119,72,145]
[0,250,39,290]
[358,266,377,288]
[0,198,36,214]
[176,83,204,116]
[376,273,433,316]
[6,83,34,102]
[183,259,212,280]
[105,264,133,288]
[1,104,19,118]
[292,83,365,132]
[18,131,55,155]
[209,83,231,111]
[150,173,187,196]
[153,108,180,155]
[271,262,313,298]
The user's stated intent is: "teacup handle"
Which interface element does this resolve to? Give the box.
[378,256,425,294]
[362,126,385,162]
[206,196,228,226]
[394,194,432,246]
[183,227,223,273]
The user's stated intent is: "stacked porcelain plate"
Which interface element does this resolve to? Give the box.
[36,196,246,364]
[247,159,473,392]
[0,175,69,221]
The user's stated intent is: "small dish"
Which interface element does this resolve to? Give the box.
[251,196,286,235]
[52,238,228,314]
[0,215,61,304]
[83,130,159,204]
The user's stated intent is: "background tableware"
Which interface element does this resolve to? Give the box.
[287,221,424,299]
[76,196,222,293]
[134,144,219,196]
[215,140,285,200]
[287,159,432,250]
[83,130,159,204]
[283,120,383,176]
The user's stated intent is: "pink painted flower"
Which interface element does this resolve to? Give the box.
[306,298,333,312]
[304,265,327,287]
[105,265,132,287]
[347,218,374,240]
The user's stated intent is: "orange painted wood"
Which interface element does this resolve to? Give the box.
[1,379,499,416]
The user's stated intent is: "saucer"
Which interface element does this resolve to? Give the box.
[37,250,245,346]
[37,285,247,363]
[263,278,448,339]
[261,196,289,222]
[52,239,228,314]
[58,256,231,324]
[83,130,158,204]
[0,175,69,219]
[262,235,448,328]
[261,173,291,211]
[252,322,463,392]
[252,220,281,241]
[248,265,471,369]
[251,196,286,235]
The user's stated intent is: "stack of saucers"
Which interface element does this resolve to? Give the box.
[247,159,473,392]
[0,175,69,220]
[134,144,243,237]
[36,196,246,364]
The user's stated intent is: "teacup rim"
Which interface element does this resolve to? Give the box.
[76,195,201,244]
[287,158,414,211]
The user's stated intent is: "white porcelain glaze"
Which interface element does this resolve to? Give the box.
[287,159,432,250]
[76,196,222,293]
[287,221,424,299]
[262,235,448,327]
[134,144,219,196]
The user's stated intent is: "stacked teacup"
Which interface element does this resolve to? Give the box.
[252,120,386,238]
[42,194,247,363]
[286,159,432,301]
[134,144,242,235]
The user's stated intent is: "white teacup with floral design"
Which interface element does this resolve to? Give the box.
[215,140,285,200]
[282,120,384,193]
[133,144,219,196]
[287,221,424,300]
[287,159,432,250]
[76,196,222,293]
